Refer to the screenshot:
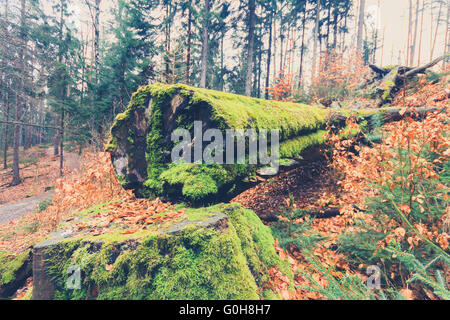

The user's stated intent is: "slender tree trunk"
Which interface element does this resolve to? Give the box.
[185,7,191,84]
[333,10,338,50]
[279,12,283,73]
[298,10,306,87]
[430,0,443,60]
[312,1,320,78]
[273,8,277,81]
[245,0,256,96]
[94,0,101,83]
[12,0,26,186]
[445,1,450,69]
[1,0,8,169]
[357,0,365,55]
[417,0,425,66]
[257,26,263,98]
[407,0,413,64]
[3,91,9,169]
[60,92,65,177]
[264,7,273,100]
[164,3,170,83]
[326,3,331,51]
[410,0,419,65]
[200,0,210,88]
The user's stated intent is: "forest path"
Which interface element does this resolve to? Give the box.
[0,191,54,225]
[0,148,81,225]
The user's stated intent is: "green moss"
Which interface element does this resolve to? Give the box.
[41,204,292,300]
[280,130,327,158]
[382,80,396,101]
[0,250,31,286]
[159,164,229,202]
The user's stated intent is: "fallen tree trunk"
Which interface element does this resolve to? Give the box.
[367,54,449,106]
[107,84,442,204]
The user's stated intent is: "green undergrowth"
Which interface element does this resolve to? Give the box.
[280,130,327,158]
[41,204,293,300]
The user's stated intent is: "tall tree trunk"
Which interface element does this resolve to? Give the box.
[407,0,413,64]
[410,0,419,65]
[298,10,306,87]
[273,10,277,81]
[12,0,26,186]
[245,0,256,96]
[264,7,273,100]
[1,0,8,169]
[164,3,170,83]
[333,10,338,50]
[430,0,443,60]
[60,91,65,177]
[94,0,101,83]
[279,12,284,73]
[2,91,9,169]
[445,0,450,69]
[219,31,224,91]
[356,0,365,55]
[200,0,210,88]
[257,26,262,98]
[312,1,320,78]
[417,0,425,66]
[185,7,191,84]
[326,3,331,51]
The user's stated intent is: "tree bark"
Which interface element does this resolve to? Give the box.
[264,6,273,100]
[312,1,320,78]
[94,0,101,83]
[410,0,419,65]
[298,10,306,88]
[200,0,210,88]
[444,0,450,69]
[12,0,26,186]
[2,91,9,169]
[430,0,443,60]
[417,0,425,66]
[185,7,191,85]
[1,0,8,169]
[245,0,256,96]
[356,0,365,55]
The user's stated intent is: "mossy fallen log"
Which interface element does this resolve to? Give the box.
[106,83,331,203]
[107,83,441,204]
[31,203,293,300]
[367,54,449,106]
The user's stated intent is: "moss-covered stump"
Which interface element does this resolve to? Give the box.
[31,203,293,300]
[0,250,32,298]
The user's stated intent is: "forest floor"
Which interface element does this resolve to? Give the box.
[0,145,81,225]
[1,75,449,300]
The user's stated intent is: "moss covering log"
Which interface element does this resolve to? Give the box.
[106,83,331,203]
[0,250,32,298]
[367,55,449,105]
[31,203,293,300]
[107,83,441,204]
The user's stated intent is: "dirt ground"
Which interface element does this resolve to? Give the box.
[0,146,80,225]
